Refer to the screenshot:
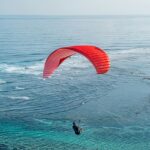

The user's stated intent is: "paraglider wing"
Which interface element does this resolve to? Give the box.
[43,45,110,78]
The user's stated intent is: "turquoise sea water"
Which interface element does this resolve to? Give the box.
[0,15,150,149]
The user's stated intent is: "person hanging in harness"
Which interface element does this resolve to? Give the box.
[72,121,82,135]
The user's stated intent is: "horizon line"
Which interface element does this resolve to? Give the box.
[0,14,150,16]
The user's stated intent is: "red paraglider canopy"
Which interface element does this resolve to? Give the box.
[43,45,110,78]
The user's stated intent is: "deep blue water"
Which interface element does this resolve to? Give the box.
[0,15,150,149]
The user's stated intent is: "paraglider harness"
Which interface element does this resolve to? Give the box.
[72,121,82,135]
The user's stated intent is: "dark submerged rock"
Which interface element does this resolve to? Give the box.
[0,144,9,150]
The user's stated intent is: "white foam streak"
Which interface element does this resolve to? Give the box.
[34,119,53,125]
[60,54,91,69]
[109,48,150,60]
[15,86,25,90]
[0,79,6,84]
[8,96,30,100]
[0,62,44,76]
